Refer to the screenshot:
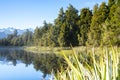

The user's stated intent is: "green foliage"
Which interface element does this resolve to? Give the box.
[58,4,79,47]
[102,5,120,46]
[0,0,120,47]
[54,7,65,47]
[87,2,109,46]
[0,29,33,46]
[33,27,41,46]
[78,8,92,46]
[108,0,115,7]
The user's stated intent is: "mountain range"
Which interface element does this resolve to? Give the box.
[0,27,34,39]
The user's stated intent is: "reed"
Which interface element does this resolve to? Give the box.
[54,46,120,80]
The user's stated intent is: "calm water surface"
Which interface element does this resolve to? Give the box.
[0,48,65,80]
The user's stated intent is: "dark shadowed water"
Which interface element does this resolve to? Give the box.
[0,48,65,80]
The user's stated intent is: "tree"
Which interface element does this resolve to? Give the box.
[108,0,115,7]
[41,23,54,47]
[54,7,65,46]
[110,6,120,45]
[43,20,49,32]
[102,2,120,46]
[21,29,33,45]
[33,27,41,46]
[59,4,79,46]
[13,29,17,37]
[87,2,109,46]
[78,8,92,45]
[108,0,120,6]
[93,4,99,14]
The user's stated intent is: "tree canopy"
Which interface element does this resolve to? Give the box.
[0,0,119,47]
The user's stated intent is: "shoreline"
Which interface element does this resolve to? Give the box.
[0,46,119,54]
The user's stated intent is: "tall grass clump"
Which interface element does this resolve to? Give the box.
[54,46,120,80]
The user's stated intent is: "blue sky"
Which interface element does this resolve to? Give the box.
[0,0,108,29]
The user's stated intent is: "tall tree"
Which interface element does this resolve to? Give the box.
[21,29,33,45]
[78,8,92,45]
[53,8,65,46]
[41,23,53,46]
[33,27,41,46]
[54,7,65,46]
[110,6,120,45]
[87,2,109,46]
[43,20,49,32]
[59,4,79,46]
[102,2,119,45]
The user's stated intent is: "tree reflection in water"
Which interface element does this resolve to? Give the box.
[0,48,67,78]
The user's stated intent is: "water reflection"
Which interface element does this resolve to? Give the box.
[33,53,66,77]
[0,48,66,79]
[0,49,33,66]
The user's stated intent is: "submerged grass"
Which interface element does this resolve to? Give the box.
[54,46,120,80]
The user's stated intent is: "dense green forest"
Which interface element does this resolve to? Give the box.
[0,0,120,47]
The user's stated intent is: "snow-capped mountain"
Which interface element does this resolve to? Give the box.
[0,27,34,39]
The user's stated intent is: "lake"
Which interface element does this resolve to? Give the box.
[0,48,66,80]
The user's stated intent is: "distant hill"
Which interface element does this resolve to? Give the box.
[0,27,34,39]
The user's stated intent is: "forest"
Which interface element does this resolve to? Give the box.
[0,0,120,47]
